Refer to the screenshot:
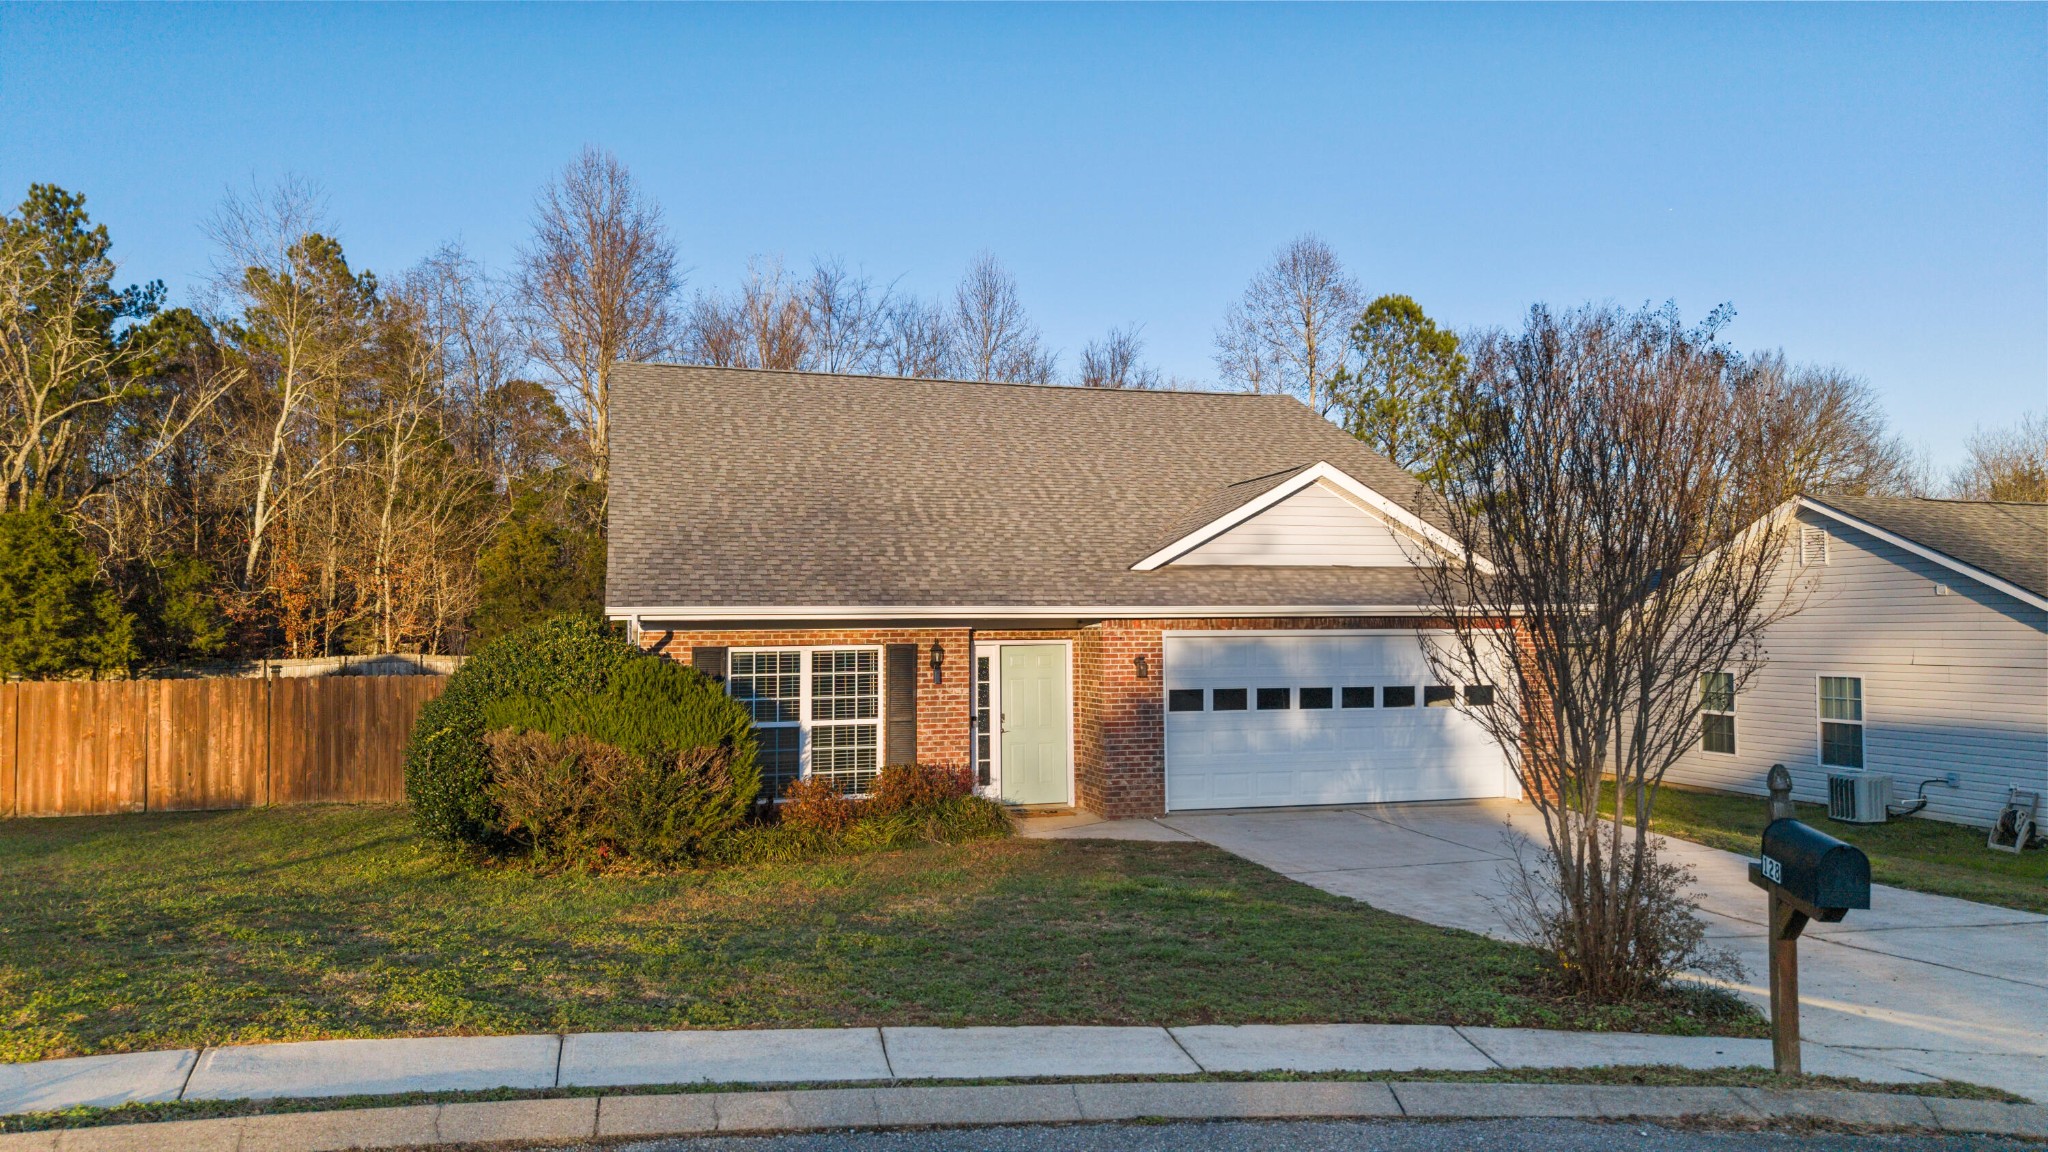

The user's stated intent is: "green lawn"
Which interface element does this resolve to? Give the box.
[0,806,1759,1063]
[1632,783,2048,914]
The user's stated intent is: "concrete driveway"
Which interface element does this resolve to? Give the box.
[1029,801,2048,1101]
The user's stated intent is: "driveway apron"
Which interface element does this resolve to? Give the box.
[1156,800,2048,1101]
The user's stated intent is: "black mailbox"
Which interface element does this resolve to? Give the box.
[1752,818,1871,917]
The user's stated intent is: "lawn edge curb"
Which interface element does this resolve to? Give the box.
[3,1081,2044,1150]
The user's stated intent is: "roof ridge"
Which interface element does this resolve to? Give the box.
[622,360,1302,402]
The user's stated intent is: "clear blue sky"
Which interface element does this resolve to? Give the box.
[4,3,2041,473]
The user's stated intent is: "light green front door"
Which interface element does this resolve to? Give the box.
[999,644,1070,805]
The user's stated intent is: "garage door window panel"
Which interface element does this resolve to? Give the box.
[1384,686,1417,708]
[1256,687,1291,710]
[1300,687,1333,709]
[1342,686,1374,708]
[1212,688,1248,711]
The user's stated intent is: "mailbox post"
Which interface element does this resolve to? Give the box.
[1748,763,1872,1074]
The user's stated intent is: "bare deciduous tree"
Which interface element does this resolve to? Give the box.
[1075,325,1160,389]
[206,178,372,590]
[879,296,952,379]
[1419,303,1805,1001]
[951,253,1055,383]
[802,258,891,374]
[736,256,809,370]
[513,146,680,492]
[1952,412,2048,502]
[1214,235,1359,414]
[1741,354,1921,496]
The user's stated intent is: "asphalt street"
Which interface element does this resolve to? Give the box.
[529,1118,2025,1151]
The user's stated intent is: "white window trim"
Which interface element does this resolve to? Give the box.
[1700,671,1737,757]
[730,644,886,793]
[1815,673,1865,770]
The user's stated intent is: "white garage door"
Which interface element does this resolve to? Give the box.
[1163,632,1513,812]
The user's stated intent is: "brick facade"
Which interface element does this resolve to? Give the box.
[641,616,1453,819]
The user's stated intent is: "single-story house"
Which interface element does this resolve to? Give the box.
[605,364,1512,818]
[1664,493,2048,827]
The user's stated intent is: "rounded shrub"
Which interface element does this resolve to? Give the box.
[405,615,758,852]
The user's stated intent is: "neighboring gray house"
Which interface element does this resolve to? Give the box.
[1665,494,2048,827]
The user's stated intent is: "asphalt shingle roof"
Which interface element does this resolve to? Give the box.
[605,364,1448,612]
[1811,492,2048,602]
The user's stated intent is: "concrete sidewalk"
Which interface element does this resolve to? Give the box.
[4,1078,2045,1152]
[0,1023,1944,1118]
[1058,800,2048,1101]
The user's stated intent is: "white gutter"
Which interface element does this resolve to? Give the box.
[607,603,1498,623]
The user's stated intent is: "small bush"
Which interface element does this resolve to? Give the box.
[405,616,758,852]
[780,776,861,833]
[485,728,751,868]
[869,763,974,815]
[484,729,638,865]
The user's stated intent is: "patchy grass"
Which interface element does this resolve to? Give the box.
[1625,782,2048,915]
[0,806,1764,1063]
[0,1067,2019,1134]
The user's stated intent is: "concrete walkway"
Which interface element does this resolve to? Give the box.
[1027,801,2048,1102]
[5,1081,2046,1152]
[0,1023,1936,1117]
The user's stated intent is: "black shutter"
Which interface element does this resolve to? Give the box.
[885,642,918,766]
[692,646,728,684]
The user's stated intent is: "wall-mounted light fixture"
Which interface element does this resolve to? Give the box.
[929,642,946,685]
[1133,654,1149,680]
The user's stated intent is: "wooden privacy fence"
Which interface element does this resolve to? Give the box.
[0,676,446,818]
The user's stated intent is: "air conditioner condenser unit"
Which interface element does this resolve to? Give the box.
[1828,772,1893,824]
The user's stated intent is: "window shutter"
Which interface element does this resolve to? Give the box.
[885,643,918,766]
[691,646,728,684]
[1800,525,1830,567]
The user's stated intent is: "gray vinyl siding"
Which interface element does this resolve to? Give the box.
[1664,507,2048,828]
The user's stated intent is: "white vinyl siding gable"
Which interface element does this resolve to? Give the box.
[1169,480,1427,567]
[1665,507,2048,827]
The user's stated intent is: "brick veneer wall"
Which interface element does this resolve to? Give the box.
[640,627,976,771]
[641,617,1489,819]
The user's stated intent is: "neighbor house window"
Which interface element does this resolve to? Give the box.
[730,647,883,797]
[1701,672,1736,756]
[730,650,802,797]
[1818,676,1863,769]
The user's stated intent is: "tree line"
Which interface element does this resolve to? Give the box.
[3,147,2042,679]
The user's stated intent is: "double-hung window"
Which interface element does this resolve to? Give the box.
[1818,676,1863,769]
[1700,672,1736,755]
[729,647,883,797]
[730,651,802,797]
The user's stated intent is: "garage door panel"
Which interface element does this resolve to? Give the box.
[1164,633,1509,812]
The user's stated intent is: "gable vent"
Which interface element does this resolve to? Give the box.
[1800,525,1831,567]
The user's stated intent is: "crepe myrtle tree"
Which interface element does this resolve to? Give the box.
[1417,302,1808,1001]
